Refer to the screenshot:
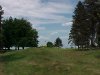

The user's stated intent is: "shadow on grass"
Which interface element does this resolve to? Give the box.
[0,53,26,63]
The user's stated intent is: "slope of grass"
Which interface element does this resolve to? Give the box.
[0,62,4,75]
[0,48,100,75]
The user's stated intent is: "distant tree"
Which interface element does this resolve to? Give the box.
[0,5,4,50]
[54,37,63,47]
[3,17,38,50]
[47,42,54,47]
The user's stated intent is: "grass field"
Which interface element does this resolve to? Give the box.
[0,48,100,75]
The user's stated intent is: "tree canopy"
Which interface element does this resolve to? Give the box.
[0,5,4,50]
[47,42,54,47]
[54,37,63,47]
[2,17,38,50]
[69,0,100,49]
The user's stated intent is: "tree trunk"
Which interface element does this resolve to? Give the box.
[18,46,19,50]
[15,47,17,50]
[78,45,79,50]
[8,47,10,50]
[22,47,24,50]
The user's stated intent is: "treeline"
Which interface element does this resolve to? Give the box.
[47,37,63,48]
[0,6,38,50]
[69,0,100,49]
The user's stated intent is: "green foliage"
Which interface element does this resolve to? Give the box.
[47,42,54,47]
[3,17,14,49]
[69,0,100,49]
[2,17,38,50]
[54,37,63,47]
[69,1,91,49]
[84,0,99,47]
[0,5,4,50]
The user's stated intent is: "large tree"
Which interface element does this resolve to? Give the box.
[0,5,4,50]
[69,0,100,49]
[95,0,100,47]
[84,0,99,47]
[3,17,14,50]
[69,1,91,49]
[3,17,38,50]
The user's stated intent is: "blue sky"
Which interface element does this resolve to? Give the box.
[1,0,80,48]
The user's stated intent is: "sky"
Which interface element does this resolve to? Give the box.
[1,0,80,48]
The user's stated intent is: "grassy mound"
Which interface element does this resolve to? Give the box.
[0,48,100,75]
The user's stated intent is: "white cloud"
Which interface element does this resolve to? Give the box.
[50,32,58,35]
[51,30,67,34]
[55,30,67,33]
[32,24,46,30]
[1,0,74,25]
[36,26,46,30]
[60,36,68,39]
[62,22,73,26]
[38,36,49,40]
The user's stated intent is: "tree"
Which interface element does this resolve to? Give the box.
[84,0,99,47]
[54,37,63,47]
[0,5,4,50]
[47,42,54,47]
[2,17,38,50]
[69,1,91,49]
[3,17,14,50]
[95,0,100,47]
[69,0,100,49]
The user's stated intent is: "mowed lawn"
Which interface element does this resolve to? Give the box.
[0,48,100,75]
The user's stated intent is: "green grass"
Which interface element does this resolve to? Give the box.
[0,48,100,75]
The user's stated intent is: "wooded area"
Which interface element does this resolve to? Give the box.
[69,0,100,49]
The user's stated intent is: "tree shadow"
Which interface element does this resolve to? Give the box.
[0,53,26,62]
